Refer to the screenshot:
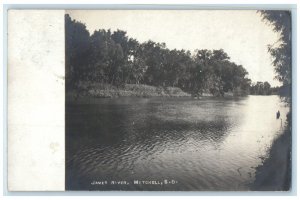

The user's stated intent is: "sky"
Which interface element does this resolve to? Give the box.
[67,10,281,87]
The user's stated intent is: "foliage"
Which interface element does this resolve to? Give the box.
[250,81,272,95]
[65,14,252,96]
[258,11,292,86]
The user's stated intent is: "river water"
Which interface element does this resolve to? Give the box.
[66,95,289,191]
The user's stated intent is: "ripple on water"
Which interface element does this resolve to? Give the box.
[66,96,289,190]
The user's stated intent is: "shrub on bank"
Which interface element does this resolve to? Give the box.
[72,82,190,98]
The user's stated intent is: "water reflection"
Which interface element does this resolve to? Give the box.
[66,96,288,190]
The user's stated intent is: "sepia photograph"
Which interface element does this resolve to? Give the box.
[65,10,292,191]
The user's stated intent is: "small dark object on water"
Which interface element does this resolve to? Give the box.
[276,110,280,119]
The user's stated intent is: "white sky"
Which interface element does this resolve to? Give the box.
[67,10,281,86]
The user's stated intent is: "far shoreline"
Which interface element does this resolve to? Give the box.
[65,82,279,104]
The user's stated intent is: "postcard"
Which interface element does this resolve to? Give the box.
[7,9,293,191]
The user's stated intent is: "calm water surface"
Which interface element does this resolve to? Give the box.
[66,95,288,190]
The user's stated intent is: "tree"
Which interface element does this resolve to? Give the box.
[65,14,90,89]
[263,81,271,95]
[192,49,250,96]
[250,81,272,95]
[141,41,167,86]
[258,11,292,86]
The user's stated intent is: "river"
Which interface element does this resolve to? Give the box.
[66,95,289,191]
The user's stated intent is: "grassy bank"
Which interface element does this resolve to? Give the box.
[67,82,191,100]
[251,123,291,191]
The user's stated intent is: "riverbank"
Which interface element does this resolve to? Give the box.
[66,82,248,102]
[67,82,191,100]
[251,122,291,191]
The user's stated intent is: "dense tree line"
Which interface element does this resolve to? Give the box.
[250,81,272,95]
[66,14,252,96]
[250,81,289,96]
